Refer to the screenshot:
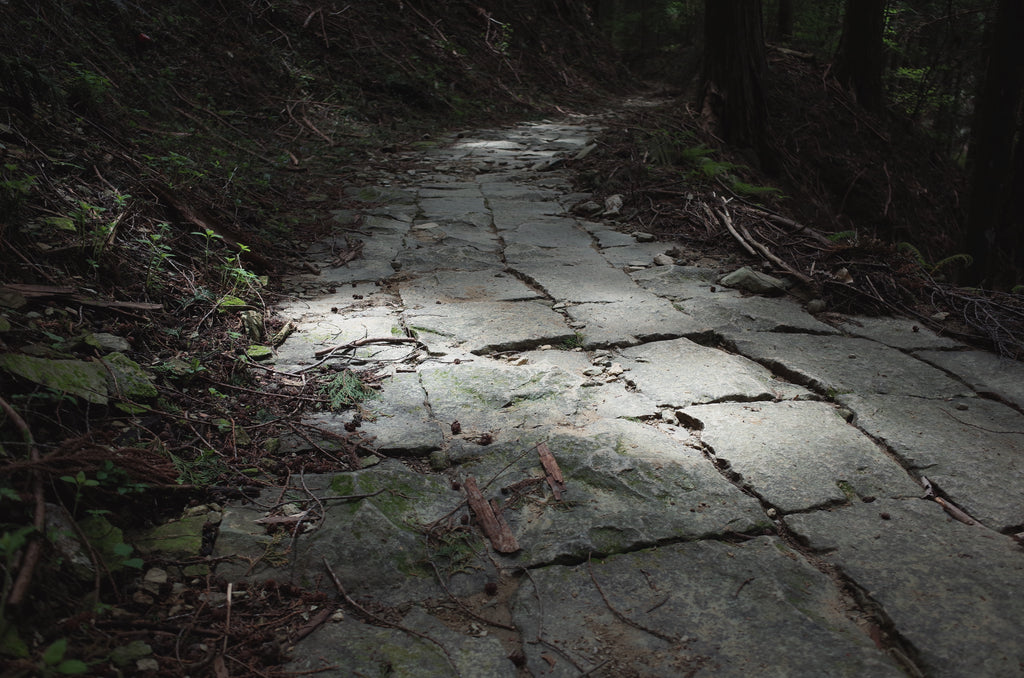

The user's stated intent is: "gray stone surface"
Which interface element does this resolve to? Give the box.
[564,294,705,347]
[692,400,921,512]
[619,338,811,407]
[451,428,769,566]
[834,315,963,350]
[406,301,574,354]
[399,270,540,308]
[218,108,1024,678]
[512,537,904,678]
[840,393,1024,530]
[732,333,965,397]
[787,498,1024,678]
[915,348,1024,409]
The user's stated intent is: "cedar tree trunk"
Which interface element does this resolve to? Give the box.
[833,0,886,112]
[966,0,1024,286]
[701,0,769,156]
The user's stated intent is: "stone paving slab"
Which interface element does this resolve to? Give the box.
[418,360,583,436]
[509,258,642,303]
[405,300,574,354]
[288,607,515,678]
[564,294,705,348]
[839,393,1024,531]
[682,292,839,336]
[731,333,966,397]
[786,498,1024,678]
[512,537,905,678]
[449,428,769,567]
[398,269,542,308]
[272,308,410,370]
[618,338,811,407]
[833,315,963,350]
[691,400,922,512]
[915,348,1024,409]
[213,109,1024,677]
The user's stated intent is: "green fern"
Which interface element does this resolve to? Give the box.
[731,180,783,199]
[897,242,972,274]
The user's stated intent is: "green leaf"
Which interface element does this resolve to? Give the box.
[42,638,67,665]
[121,557,144,570]
[57,659,89,674]
[111,542,133,557]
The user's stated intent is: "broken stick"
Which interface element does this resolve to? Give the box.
[463,476,520,553]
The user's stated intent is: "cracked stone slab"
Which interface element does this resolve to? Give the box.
[399,270,543,308]
[786,498,1024,678]
[214,463,474,604]
[601,242,679,267]
[618,338,811,408]
[418,196,489,221]
[287,606,515,678]
[915,349,1024,409]
[833,315,963,351]
[731,334,965,398]
[499,218,596,249]
[406,220,499,250]
[405,300,574,354]
[690,401,921,513]
[681,293,838,336]
[395,239,504,273]
[564,295,705,348]
[272,309,410,371]
[419,360,583,435]
[512,537,904,678]
[630,265,722,297]
[491,209,564,234]
[307,371,443,456]
[451,426,769,567]
[509,258,642,303]
[839,393,1024,531]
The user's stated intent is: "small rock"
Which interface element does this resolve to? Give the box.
[806,299,827,314]
[607,363,624,376]
[574,143,598,161]
[143,568,169,587]
[634,232,657,243]
[572,201,603,217]
[653,254,675,266]
[583,367,603,377]
[603,194,624,216]
[86,332,131,352]
[719,267,788,296]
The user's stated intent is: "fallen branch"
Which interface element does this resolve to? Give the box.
[313,336,425,358]
[1,396,45,607]
[704,200,757,259]
[463,477,520,553]
[736,221,813,285]
[537,442,565,501]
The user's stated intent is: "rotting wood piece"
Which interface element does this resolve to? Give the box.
[537,442,566,501]
[463,476,520,553]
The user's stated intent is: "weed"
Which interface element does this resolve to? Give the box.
[897,242,973,276]
[323,370,377,410]
[560,333,585,350]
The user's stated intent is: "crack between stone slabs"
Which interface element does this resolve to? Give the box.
[691,433,929,676]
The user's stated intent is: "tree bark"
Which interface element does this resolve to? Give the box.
[701,0,769,159]
[833,0,886,112]
[777,0,793,42]
[966,0,1024,286]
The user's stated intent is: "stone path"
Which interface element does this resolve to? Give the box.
[216,111,1024,677]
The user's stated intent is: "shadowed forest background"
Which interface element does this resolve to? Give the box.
[1,0,1023,675]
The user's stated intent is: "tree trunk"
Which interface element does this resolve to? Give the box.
[833,0,886,112]
[701,0,769,159]
[966,0,1024,286]
[777,0,793,42]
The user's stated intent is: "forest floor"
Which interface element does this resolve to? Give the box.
[1,2,1023,676]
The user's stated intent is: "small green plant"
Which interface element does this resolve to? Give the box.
[560,333,585,350]
[191,227,224,267]
[60,471,99,518]
[37,637,88,676]
[142,222,175,290]
[220,244,261,295]
[170,448,226,485]
[323,370,377,410]
[897,242,973,276]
